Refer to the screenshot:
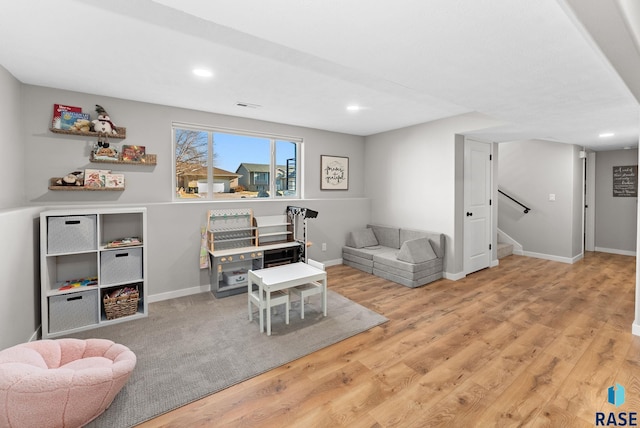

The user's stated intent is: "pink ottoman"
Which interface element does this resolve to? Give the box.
[0,338,136,428]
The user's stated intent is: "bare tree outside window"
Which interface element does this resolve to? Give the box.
[175,129,208,197]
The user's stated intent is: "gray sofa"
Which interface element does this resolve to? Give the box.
[342,224,445,288]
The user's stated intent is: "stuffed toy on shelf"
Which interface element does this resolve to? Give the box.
[55,171,84,186]
[92,104,118,135]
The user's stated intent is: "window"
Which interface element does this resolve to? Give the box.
[173,123,300,200]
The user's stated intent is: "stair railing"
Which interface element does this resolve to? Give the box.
[498,189,531,214]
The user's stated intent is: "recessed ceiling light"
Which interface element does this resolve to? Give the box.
[346,105,361,112]
[193,68,213,78]
[599,132,615,138]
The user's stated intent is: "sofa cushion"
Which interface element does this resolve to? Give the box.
[343,258,374,274]
[374,257,443,277]
[343,245,394,260]
[396,238,437,263]
[373,267,443,288]
[373,251,442,273]
[342,251,374,268]
[400,229,445,258]
[346,228,379,248]
[368,225,401,249]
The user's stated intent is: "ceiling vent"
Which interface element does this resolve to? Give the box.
[236,102,262,109]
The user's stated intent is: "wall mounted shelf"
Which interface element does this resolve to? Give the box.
[49,178,125,191]
[50,126,127,139]
[89,153,157,166]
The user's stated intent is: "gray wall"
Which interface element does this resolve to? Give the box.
[1,81,371,349]
[364,112,504,277]
[0,66,40,349]
[0,65,24,209]
[22,85,366,204]
[498,139,583,262]
[595,149,638,254]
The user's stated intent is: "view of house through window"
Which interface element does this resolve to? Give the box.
[174,125,299,200]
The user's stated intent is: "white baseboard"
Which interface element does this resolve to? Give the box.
[633,321,640,337]
[522,251,579,264]
[150,259,345,303]
[148,284,211,303]
[595,247,637,257]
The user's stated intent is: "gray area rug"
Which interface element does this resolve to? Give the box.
[66,290,387,428]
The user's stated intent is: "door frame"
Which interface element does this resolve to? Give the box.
[584,151,596,252]
[463,137,494,275]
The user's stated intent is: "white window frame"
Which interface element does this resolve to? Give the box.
[172,122,302,201]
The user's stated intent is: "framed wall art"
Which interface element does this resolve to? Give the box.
[613,165,638,197]
[320,155,349,190]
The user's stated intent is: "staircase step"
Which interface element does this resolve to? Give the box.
[497,242,514,259]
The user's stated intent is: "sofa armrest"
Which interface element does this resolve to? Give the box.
[432,233,445,259]
[400,228,445,259]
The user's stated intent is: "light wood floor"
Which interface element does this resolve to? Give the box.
[139,252,638,427]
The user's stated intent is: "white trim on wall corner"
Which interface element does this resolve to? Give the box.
[444,271,466,281]
[572,253,584,264]
[633,321,640,337]
[29,328,40,343]
[594,247,637,257]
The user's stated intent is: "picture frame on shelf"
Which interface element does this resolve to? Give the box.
[320,155,349,190]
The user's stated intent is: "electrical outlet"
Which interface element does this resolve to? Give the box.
[322,243,327,251]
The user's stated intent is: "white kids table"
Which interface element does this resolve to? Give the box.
[248,262,327,335]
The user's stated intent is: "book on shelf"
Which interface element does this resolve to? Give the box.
[51,104,82,129]
[106,237,141,248]
[59,111,90,130]
[122,145,146,162]
[84,169,110,188]
[105,173,125,188]
[92,146,119,161]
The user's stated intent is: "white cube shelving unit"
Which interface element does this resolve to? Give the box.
[40,207,148,338]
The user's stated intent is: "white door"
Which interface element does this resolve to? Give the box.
[464,138,492,274]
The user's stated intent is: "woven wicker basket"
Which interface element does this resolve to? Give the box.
[103,292,139,320]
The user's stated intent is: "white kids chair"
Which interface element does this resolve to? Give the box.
[289,259,325,319]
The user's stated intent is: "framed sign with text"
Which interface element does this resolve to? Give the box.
[320,155,349,190]
[613,165,638,197]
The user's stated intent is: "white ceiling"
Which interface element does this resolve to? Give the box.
[1,0,638,150]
